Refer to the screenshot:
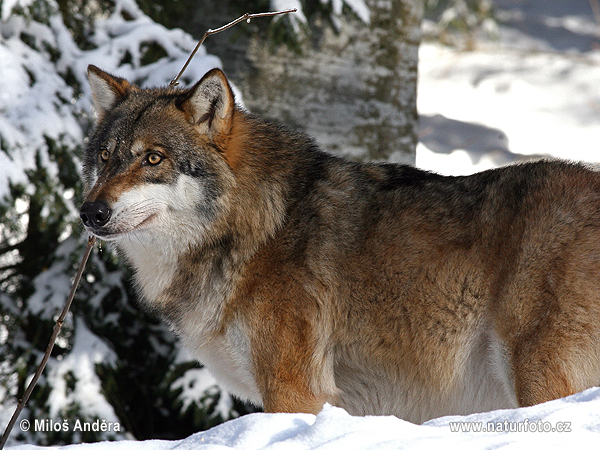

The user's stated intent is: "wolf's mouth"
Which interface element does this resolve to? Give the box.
[84,213,158,241]
[136,213,158,229]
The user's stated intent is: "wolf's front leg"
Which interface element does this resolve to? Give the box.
[261,380,329,415]
[248,313,335,415]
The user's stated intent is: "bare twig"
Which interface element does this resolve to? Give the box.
[169,8,297,87]
[0,235,97,450]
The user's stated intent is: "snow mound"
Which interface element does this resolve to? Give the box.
[9,387,600,449]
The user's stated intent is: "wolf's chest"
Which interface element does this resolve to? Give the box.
[122,240,262,403]
[180,321,263,406]
[119,238,179,304]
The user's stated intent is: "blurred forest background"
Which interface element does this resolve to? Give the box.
[0,0,492,445]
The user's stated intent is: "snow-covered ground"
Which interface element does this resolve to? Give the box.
[9,389,600,449]
[6,0,600,448]
[417,0,600,175]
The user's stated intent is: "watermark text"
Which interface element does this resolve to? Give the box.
[449,419,571,433]
[20,418,121,433]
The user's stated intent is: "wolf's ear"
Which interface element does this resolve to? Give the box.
[179,68,235,136]
[87,65,131,120]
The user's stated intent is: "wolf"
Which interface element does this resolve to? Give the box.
[80,65,600,423]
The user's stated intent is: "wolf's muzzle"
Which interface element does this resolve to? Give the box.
[80,200,112,229]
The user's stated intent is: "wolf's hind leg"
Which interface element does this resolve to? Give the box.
[511,311,600,407]
[512,344,575,407]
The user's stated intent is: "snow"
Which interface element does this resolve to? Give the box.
[271,0,307,22]
[45,317,118,422]
[270,0,308,36]
[0,16,82,198]
[332,0,370,24]
[4,0,600,448]
[417,0,600,176]
[270,0,370,30]
[416,43,600,173]
[0,0,33,21]
[172,349,234,420]
[8,389,600,449]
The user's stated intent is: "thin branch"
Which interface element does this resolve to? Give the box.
[0,235,97,450]
[169,8,297,87]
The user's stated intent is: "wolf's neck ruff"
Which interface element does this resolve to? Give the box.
[81,65,600,423]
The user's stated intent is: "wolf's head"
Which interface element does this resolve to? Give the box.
[80,66,249,249]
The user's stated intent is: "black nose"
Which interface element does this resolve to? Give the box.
[80,201,112,229]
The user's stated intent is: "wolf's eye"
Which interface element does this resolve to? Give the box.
[146,153,162,165]
[101,149,110,161]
